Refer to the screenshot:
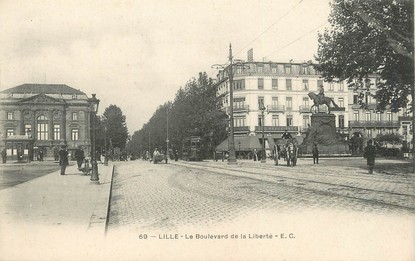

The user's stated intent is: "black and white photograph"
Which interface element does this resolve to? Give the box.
[0,0,414,260]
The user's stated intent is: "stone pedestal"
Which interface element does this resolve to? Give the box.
[299,113,350,156]
[310,113,336,145]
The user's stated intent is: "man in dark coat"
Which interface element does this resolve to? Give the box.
[281,130,292,139]
[312,143,319,164]
[363,139,376,174]
[74,146,85,169]
[59,145,69,175]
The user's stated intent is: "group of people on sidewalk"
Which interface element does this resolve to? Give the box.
[58,145,86,175]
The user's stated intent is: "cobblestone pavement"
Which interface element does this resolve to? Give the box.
[106,158,414,234]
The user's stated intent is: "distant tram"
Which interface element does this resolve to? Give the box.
[182,136,204,161]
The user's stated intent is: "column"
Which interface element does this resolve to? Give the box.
[61,108,66,144]
[49,110,54,140]
[32,111,36,140]
[19,110,25,135]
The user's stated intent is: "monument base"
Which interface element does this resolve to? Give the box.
[299,113,350,156]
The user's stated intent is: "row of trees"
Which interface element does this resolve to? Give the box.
[126,72,228,157]
[92,104,129,155]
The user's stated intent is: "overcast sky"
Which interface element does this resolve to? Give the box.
[0,0,331,133]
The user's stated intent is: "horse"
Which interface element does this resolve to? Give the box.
[308,92,340,113]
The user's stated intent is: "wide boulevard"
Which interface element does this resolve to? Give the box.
[106,157,414,235]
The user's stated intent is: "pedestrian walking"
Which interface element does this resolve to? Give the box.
[1,148,6,164]
[312,143,319,164]
[363,139,376,174]
[39,148,44,162]
[59,145,69,175]
[74,146,85,169]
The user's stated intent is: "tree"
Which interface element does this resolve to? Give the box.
[102,105,129,150]
[315,0,414,112]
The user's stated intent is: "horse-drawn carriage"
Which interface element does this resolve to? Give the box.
[273,138,298,167]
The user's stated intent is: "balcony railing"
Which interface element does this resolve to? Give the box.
[234,126,250,133]
[255,126,298,132]
[267,105,285,113]
[299,105,311,113]
[349,120,400,128]
[233,105,250,112]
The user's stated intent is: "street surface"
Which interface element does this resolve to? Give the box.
[0,161,65,190]
[107,158,415,234]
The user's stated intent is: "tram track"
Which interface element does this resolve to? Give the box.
[172,161,415,213]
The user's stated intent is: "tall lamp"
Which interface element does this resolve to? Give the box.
[261,105,266,163]
[89,94,100,184]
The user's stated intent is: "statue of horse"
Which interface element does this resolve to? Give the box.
[308,92,340,113]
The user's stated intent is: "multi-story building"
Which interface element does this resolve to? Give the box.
[0,84,95,161]
[215,53,412,152]
[215,58,348,150]
[348,77,412,148]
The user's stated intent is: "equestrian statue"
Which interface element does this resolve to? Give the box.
[308,85,339,113]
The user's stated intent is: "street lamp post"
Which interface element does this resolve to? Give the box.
[212,44,245,164]
[238,141,241,159]
[89,94,100,184]
[166,106,169,162]
[261,106,266,163]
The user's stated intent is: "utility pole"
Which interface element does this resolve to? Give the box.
[227,43,237,164]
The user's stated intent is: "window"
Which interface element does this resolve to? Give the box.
[271,66,277,74]
[339,82,344,91]
[317,80,324,89]
[6,129,14,137]
[303,115,310,128]
[234,80,245,91]
[387,112,392,122]
[377,129,382,135]
[37,123,48,140]
[71,129,79,141]
[303,97,309,107]
[54,124,61,140]
[72,112,78,121]
[7,112,13,120]
[328,82,334,91]
[338,98,344,107]
[234,117,246,127]
[286,115,293,126]
[272,97,279,106]
[272,79,278,90]
[286,97,292,110]
[284,65,291,74]
[353,94,359,104]
[376,112,381,121]
[234,97,246,109]
[286,79,292,90]
[258,78,264,90]
[366,129,373,138]
[354,111,359,121]
[258,116,264,126]
[302,66,309,75]
[25,124,32,137]
[365,112,371,121]
[272,115,279,126]
[257,64,263,73]
[338,115,344,128]
[258,97,264,109]
[302,80,309,90]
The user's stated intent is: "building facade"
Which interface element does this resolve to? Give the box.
[0,84,94,161]
[215,56,412,151]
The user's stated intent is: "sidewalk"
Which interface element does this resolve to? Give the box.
[0,163,114,260]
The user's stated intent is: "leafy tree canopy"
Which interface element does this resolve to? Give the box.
[103,105,129,150]
[315,0,414,112]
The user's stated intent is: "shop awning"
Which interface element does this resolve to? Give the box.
[215,136,262,152]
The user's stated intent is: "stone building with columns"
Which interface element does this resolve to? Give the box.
[0,83,94,161]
